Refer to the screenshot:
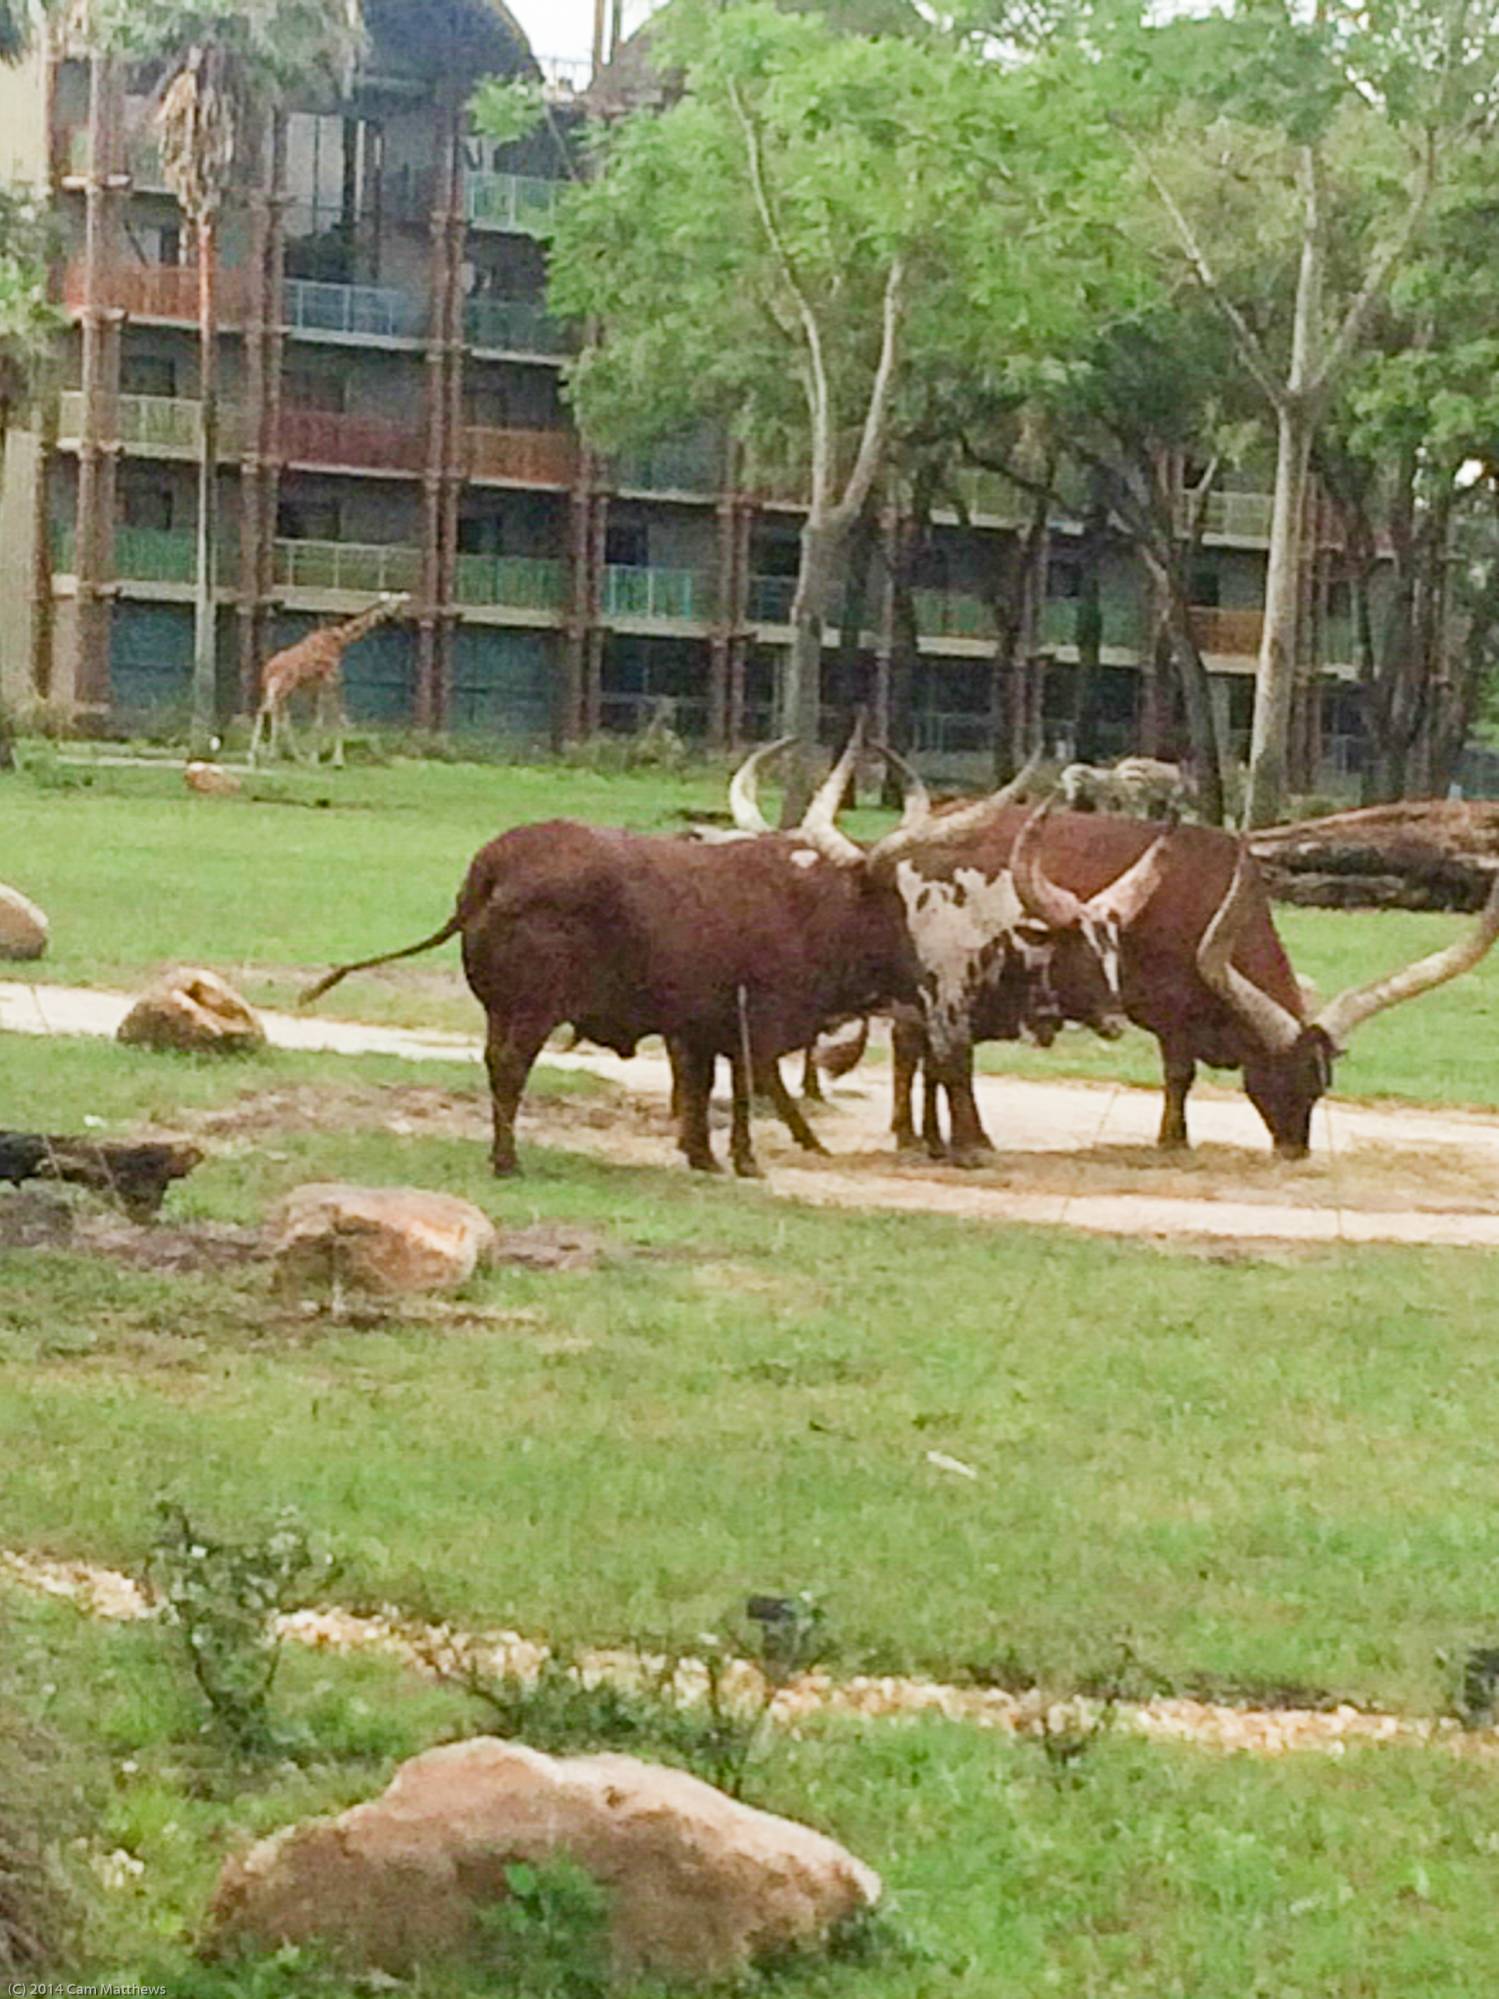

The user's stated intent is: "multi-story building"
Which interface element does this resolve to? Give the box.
[0,0,1369,786]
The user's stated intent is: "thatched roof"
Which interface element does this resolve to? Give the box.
[364,0,536,85]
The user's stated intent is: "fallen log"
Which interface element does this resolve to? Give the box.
[0,1133,203,1220]
[1249,800,1499,911]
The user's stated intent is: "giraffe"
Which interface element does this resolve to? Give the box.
[248,593,412,768]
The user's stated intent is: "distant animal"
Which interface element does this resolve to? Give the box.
[248,592,410,769]
[1061,756,1189,819]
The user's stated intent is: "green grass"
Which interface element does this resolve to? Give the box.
[6,754,1499,1105]
[13,1585,1499,1997]
[4,1040,1499,1719]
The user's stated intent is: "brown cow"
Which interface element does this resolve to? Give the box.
[893,808,1499,1157]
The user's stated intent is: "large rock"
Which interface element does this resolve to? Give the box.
[206,1738,880,1983]
[267,1183,497,1295]
[116,968,265,1055]
[184,761,243,797]
[0,883,48,960]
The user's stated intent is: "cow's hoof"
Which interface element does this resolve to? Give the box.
[685,1153,723,1175]
[732,1157,765,1180]
[948,1145,992,1171]
[893,1132,922,1154]
[1156,1135,1189,1154]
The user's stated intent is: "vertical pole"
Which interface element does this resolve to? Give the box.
[191,213,219,749]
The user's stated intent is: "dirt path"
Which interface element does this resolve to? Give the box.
[10,975,1499,1249]
[3,1547,1492,1763]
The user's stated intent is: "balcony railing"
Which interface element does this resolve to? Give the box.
[453,554,569,611]
[1181,489,1274,543]
[273,538,422,594]
[63,122,167,188]
[913,589,993,642]
[602,565,715,622]
[279,405,426,472]
[1038,596,1148,650]
[64,260,245,325]
[465,425,578,487]
[284,277,426,341]
[57,390,245,457]
[464,171,561,234]
[747,574,795,622]
[613,439,722,496]
[1189,605,1263,657]
[54,525,221,585]
[464,297,571,358]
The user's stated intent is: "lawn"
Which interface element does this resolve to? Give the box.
[6,751,1499,1107]
[9,756,1499,1993]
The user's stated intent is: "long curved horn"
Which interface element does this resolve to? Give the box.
[868,751,1041,863]
[1315,872,1499,1050]
[1196,847,1303,1054]
[1012,796,1086,928]
[870,742,931,834]
[796,719,865,864]
[728,736,795,833]
[1085,816,1176,928]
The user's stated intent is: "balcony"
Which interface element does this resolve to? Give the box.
[612,439,722,497]
[279,405,426,473]
[274,538,422,594]
[53,525,224,585]
[1189,605,1263,658]
[1038,595,1148,651]
[747,575,795,622]
[913,589,994,643]
[453,554,568,611]
[284,278,426,342]
[64,260,246,325]
[63,122,167,189]
[1181,489,1274,543]
[464,172,561,235]
[465,425,578,487]
[464,297,571,359]
[602,565,715,623]
[57,390,244,457]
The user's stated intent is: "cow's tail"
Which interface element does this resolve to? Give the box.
[299,911,464,1006]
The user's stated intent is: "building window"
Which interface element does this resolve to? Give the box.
[1190,566,1221,607]
[1049,560,1081,599]
[120,353,176,399]
[120,482,174,531]
[605,521,648,568]
[458,516,504,556]
[284,361,348,413]
[277,497,341,542]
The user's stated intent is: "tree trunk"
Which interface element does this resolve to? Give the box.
[777,515,839,823]
[1071,475,1108,760]
[192,213,219,752]
[833,501,875,783]
[1246,400,1313,825]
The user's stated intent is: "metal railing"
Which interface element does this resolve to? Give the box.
[1180,488,1274,543]
[598,692,710,738]
[464,296,571,357]
[909,709,994,756]
[464,172,561,235]
[53,524,215,584]
[465,425,578,487]
[1037,596,1148,650]
[913,589,994,642]
[273,538,422,594]
[57,390,245,456]
[279,405,426,472]
[452,553,569,610]
[1189,605,1263,657]
[64,260,246,325]
[64,122,167,187]
[283,277,426,341]
[612,438,722,496]
[746,575,796,623]
[602,565,715,622]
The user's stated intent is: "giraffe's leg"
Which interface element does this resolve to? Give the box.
[248,703,268,767]
[330,677,347,769]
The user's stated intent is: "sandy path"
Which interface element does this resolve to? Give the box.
[10,975,1499,1249]
[4,1546,1494,1762]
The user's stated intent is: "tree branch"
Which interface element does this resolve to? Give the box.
[833,256,906,531]
[727,76,832,516]
[1312,128,1437,400]
[1120,128,1285,411]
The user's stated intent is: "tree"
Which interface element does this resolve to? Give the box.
[547,1,1128,814]
[1100,0,1499,823]
[91,0,364,751]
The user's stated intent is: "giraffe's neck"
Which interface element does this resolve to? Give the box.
[331,599,402,654]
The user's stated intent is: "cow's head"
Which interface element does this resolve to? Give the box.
[1007,796,1173,1037]
[1200,847,1499,1157]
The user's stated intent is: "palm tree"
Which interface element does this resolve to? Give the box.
[91,0,364,750]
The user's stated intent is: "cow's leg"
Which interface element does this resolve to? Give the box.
[921,1062,946,1159]
[760,1060,828,1156]
[936,1043,993,1167]
[484,1017,549,1177]
[800,1044,825,1104]
[675,1041,720,1173]
[1158,1043,1195,1150]
[890,1016,924,1151]
[665,1036,686,1123]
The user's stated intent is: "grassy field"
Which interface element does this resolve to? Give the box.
[10,753,1499,1992]
[6,751,1499,1105]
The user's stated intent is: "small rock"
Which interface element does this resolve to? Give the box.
[206,1737,880,1983]
[117,968,265,1055]
[0,882,48,959]
[185,761,243,796]
[267,1183,497,1296]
